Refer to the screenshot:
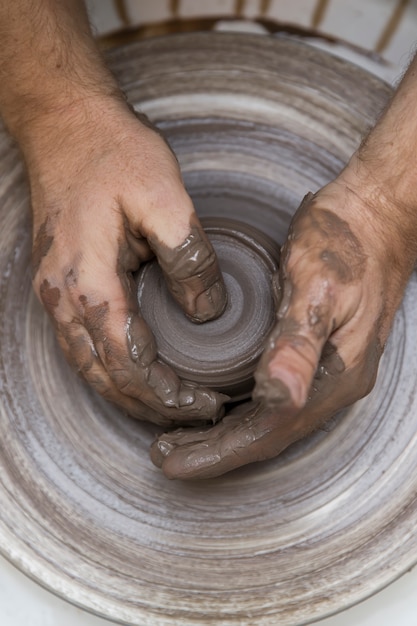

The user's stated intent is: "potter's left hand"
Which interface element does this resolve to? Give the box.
[151,158,417,478]
[27,100,228,427]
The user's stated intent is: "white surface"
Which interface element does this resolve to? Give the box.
[320,0,397,50]
[1,551,417,625]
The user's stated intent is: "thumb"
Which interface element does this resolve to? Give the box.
[148,212,227,323]
[254,259,342,412]
[253,190,367,412]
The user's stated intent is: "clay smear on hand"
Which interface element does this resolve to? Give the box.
[254,191,368,411]
[32,217,54,277]
[33,218,228,426]
[149,215,227,323]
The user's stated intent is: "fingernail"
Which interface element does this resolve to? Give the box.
[191,281,227,323]
[147,361,180,408]
[253,375,294,409]
[179,384,196,407]
[150,438,174,468]
[158,440,175,457]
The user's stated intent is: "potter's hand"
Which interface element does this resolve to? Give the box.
[0,3,228,424]
[28,100,227,425]
[151,164,416,477]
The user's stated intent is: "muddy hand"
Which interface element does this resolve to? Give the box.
[152,172,416,477]
[28,99,227,426]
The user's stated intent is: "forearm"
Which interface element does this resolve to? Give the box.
[358,55,417,194]
[0,0,121,146]
[340,54,417,255]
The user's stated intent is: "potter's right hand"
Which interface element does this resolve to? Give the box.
[26,96,227,426]
[151,161,417,477]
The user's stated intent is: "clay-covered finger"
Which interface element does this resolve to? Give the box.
[151,339,373,478]
[152,335,378,478]
[38,258,227,424]
[150,401,295,480]
[254,192,366,412]
[77,292,227,424]
[253,315,332,413]
[55,318,174,425]
[253,273,337,413]
[148,213,227,323]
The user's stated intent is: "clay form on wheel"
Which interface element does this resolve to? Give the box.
[137,218,280,400]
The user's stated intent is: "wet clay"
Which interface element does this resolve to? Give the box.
[36,226,228,427]
[137,218,280,400]
[254,191,369,410]
[148,214,227,323]
[150,181,388,479]
[31,217,54,276]
[151,328,383,480]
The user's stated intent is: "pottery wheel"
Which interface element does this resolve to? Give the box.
[2,33,417,626]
